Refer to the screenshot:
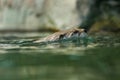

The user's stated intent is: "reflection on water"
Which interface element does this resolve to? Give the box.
[0,33,120,80]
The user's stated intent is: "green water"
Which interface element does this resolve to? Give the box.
[0,33,120,80]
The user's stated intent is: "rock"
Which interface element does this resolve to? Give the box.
[0,0,79,30]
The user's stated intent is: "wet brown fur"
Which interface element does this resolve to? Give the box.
[34,28,85,43]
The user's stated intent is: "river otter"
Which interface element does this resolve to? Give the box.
[34,28,87,43]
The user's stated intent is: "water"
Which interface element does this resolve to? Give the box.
[0,32,120,80]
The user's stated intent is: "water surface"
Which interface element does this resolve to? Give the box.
[0,32,120,80]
